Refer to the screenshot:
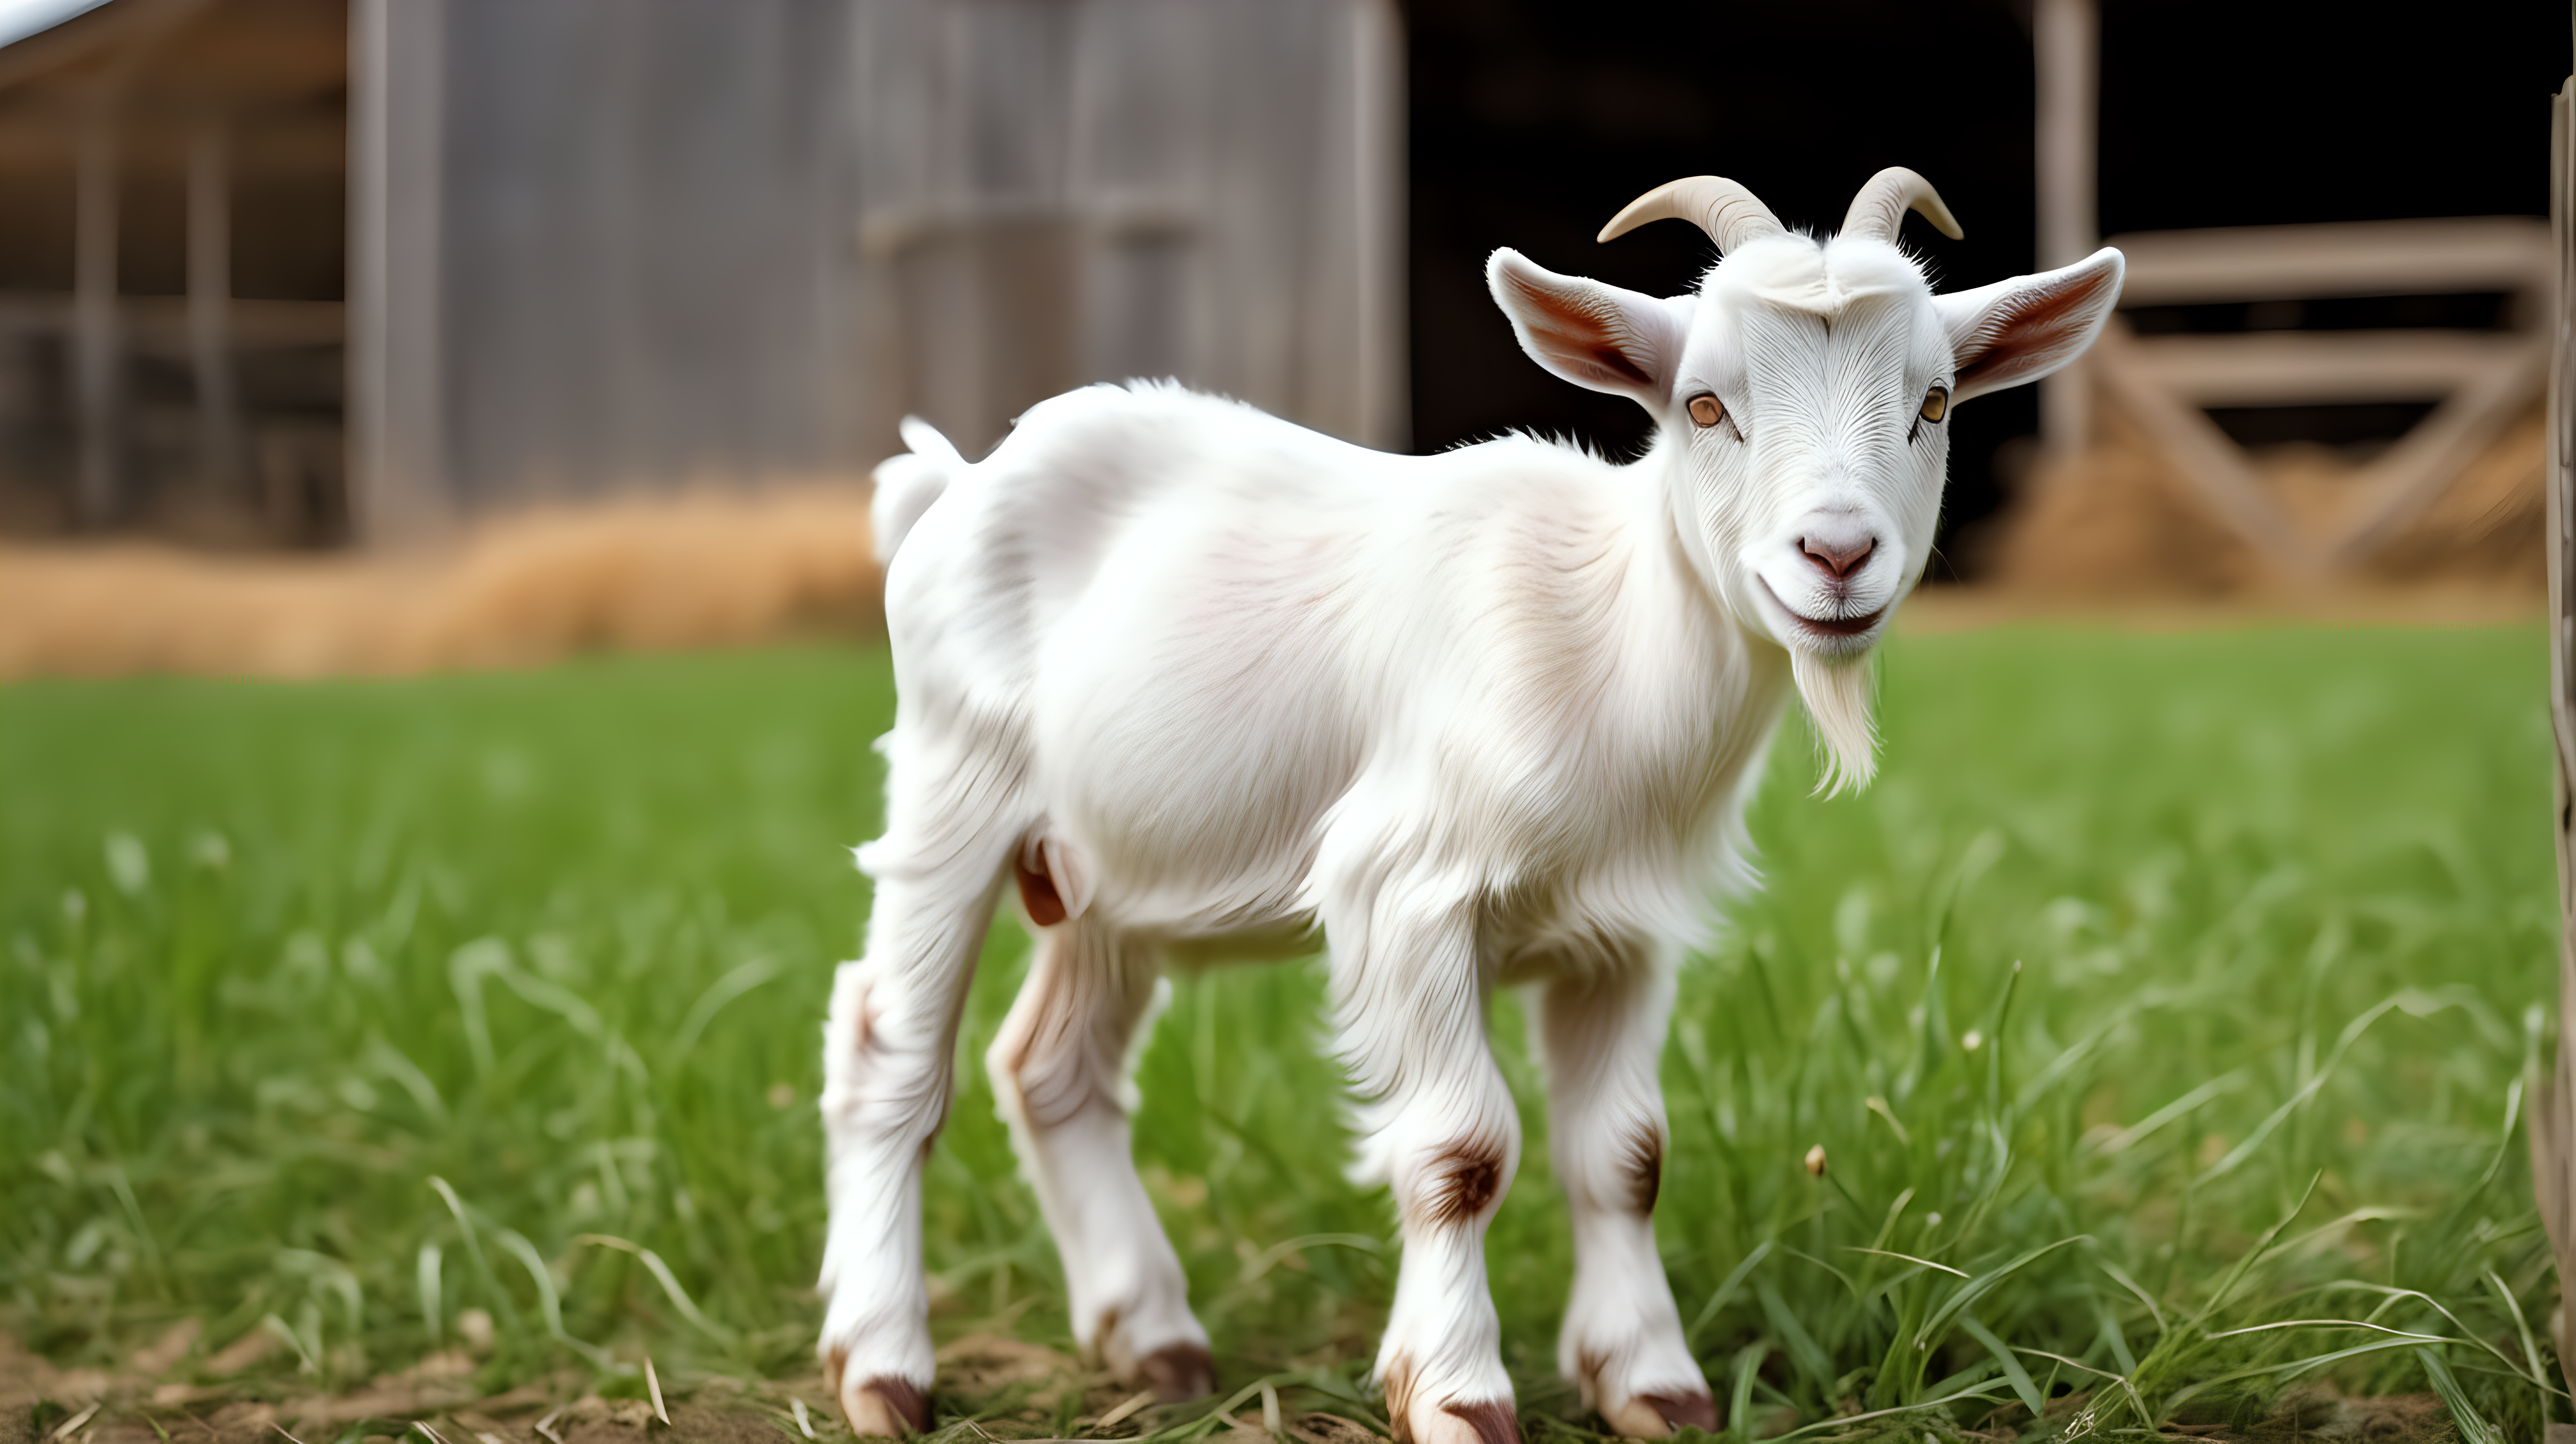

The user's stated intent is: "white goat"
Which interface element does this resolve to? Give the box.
[819,168,2124,1444]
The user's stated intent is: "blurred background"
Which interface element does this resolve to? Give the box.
[0,0,2563,674]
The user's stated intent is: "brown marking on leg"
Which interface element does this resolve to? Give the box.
[1381,1356,1419,1444]
[1016,860,1066,927]
[851,1375,930,1436]
[1622,1124,1664,1216]
[825,1342,848,1398]
[1442,1400,1522,1444]
[1089,1302,1125,1363]
[1572,1348,1609,1409]
[1415,1136,1508,1229]
[824,979,877,1127]
[1636,1392,1717,1435]
[1137,1341,1217,1402]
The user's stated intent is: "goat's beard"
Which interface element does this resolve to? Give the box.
[1791,647,1878,797]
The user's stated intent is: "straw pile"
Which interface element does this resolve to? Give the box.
[0,488,883,680]
[1971,401,2545,603]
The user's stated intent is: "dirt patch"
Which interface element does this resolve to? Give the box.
[0,488,882,681]
[547,1398,797,1444]
[931,1334,1092,1411]
[2245,1383,2451,1442]
[5,1333,2479,1444]
[0,1330,821,1444]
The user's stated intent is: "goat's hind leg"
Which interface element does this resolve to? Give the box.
[1536,952,1713,1438]
[989,917,1212,1398]
[817,765,1016,1436]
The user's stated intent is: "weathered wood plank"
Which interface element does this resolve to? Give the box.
[2531,72,2576,1399]
[351,0,1403,536]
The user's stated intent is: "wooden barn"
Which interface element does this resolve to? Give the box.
[0,0,1403,547]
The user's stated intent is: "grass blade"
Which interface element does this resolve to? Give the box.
[1771,1380,2012,1442]
[1844,1247,1966,1279]
[1915,1234,2091,1348]
[1726,1343,1764,1440]
[2012,1347,2149,1425]
[1685,1238,1772,1348]
[574,1233,737,1343]
[1754,1276,1834,1391]
[2415,1347,2504,1444]
[426,1176,520,1329]
[671,956,784,1062]
[2481,1267,2547,1388]
[494,1227,621,1371]
[416,1242,444,1345]
[2186,1174,2320,1328]
[1958,1314,2045,1419]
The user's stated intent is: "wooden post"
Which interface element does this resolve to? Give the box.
[2535,64,2576,1409]
[2033,0,2097,457]
[187,123,241,503]
[1349,0,1407,453]
[72,95,118,528]
[348,0,450,544]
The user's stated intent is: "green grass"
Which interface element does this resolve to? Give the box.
[0,626,2564,1441]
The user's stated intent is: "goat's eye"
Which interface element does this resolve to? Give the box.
[1919,387,1949,423]
[1686,393,1725,429]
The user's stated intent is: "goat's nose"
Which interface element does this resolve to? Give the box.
[1800,534,1877,579]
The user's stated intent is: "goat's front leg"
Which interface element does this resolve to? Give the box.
[1326,888,1522,1444]
[818,852,1004,1437]
[988,918,1213,1400]
[1535,956,1713,1437]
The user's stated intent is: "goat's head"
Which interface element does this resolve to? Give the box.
[1486,168,2124,792]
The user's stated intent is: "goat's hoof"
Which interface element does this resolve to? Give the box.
[1380,1353,1519,1444]
[1403,1398,1522,1444]
[1599,1391,1717,1438]
[1136,1341,1217,1402]
[839,1374,931,1438]
[1423,1399,1523,1444]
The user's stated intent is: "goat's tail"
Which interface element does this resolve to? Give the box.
[871,416,964,564]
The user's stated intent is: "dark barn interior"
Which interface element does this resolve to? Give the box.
[0,0,347,547]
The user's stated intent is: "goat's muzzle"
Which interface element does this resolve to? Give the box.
[1799,534,1875,579]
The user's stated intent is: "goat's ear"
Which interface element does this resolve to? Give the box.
[1934,246,2125,403]
[1488,248,1691,407]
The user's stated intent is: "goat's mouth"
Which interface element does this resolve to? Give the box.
[1757,578,1888,646]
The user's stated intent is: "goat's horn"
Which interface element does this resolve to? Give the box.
[1597,175,1786,253]
[1839,166,1965,243]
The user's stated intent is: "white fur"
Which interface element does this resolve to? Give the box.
[817,200,2122,1442]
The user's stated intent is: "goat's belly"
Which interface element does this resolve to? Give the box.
[1031,564,1362,936]
[1160,915,1323,969]
[1045,730,1347,935]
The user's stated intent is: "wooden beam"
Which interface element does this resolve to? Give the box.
[2088,323,2317,571]
[2119,330,2536,407]
[0,295,344,351]
[2109,217,2551,307]
[2327,334,2550,563]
